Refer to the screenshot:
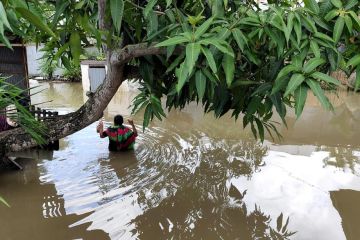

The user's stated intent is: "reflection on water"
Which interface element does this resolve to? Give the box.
[1,81,360,239]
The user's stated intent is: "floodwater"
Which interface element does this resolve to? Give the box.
[1,80,360,240]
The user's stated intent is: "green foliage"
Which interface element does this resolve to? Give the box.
[0,77,47,144]
[62,60,81,82]
[0,0,359,141]
[0,196,10,207]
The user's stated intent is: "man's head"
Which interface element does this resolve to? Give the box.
[114,115,123,126]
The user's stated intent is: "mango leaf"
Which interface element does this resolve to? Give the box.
[52,1,70,27]
[333,16,344,43]
[314,32,334,43]
[223,54,235,87]
[199,38,234,57]
[344,15,353,33]
[70,32,81,66]
[0,24,12,49]
[303,58,326,73]
[304,0,319,14]
[275,65,299,81]
[54,42,69,61]
[166,0,172,7]
[284,73,305,97]
[194,17,213,40]
[255,118,265,142]
[195,70,206,100]
[349,11,360,28]
[331,0,342,8]
[185,43,201,75]
[311,72,340,85]
[155,36,189,47]
[270,93,286,123]
[345,0,358,10]
[110,0,124,34]
[294,18,302,45]
[0,196,10,207]
[144,0,158,18]
[306,79,333,110]
[277,213,283,232]
[166,52,185,73]
[16,7,57,38]
[294,84,308,119]
[324,9,339,21]
[232,28,247,51]
[0,2,12,31]
[346,54,360,68]
[175,62,189,92]
[310,40,320,58]
[201,47,217,73]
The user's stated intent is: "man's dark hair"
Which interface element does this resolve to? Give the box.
[114,115,123,126]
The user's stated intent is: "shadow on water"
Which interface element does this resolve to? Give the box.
[130,140,295,240]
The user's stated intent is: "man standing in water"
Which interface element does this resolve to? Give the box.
[97,115,138,151]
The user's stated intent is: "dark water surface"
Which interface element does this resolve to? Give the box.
[1,80,360,240]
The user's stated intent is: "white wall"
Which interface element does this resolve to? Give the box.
[26,44,63,77]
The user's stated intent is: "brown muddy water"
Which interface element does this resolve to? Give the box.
[1,80,360,240]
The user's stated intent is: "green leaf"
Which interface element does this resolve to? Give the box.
[0,196,10,207]
[144,0,158,18]
[314,32,335,43]
[166,52,185,73]
[0,24,12,49]
[277,213,283,232]
[166,0,172,7]
[294,84,308,119]
[201,47,217,73]
[185,43,201,75]
[294,18,302,45]
[16,7,57,38]
[275,65,299,81]
[52,1,69,27]
[349,11,360,28]
[285,12,294,43]
[110,0,124,34]
[306,79,333,110]
[355,66,360,91]
[194,17,213,40]
[331,0,342,8]
[304,0,320,14]
[324,10,339,21]
[222,54,235,87]
[347,54,360,68]
[69,32,81,66]
[232,28,247,51]
[311,72,341,85]
[345,0,358,10]
[303,58,326,73]
[195,70,206,99]
[0,2,12,31]
[284,74,305,97]
[143,104,152,130]
[155,36,189,47]
[54,43,69,61]
[175,62,189,92]
[344,15,353,33]
[333,17,344,43]
[255,118,265,142]
[310,40,320,58]
[199,38,234,57]
[301,15,317,33]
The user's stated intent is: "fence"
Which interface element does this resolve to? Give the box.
[28,106,59,121]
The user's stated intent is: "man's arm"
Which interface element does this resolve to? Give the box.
[127,119,138,137]
[96,119,107,138]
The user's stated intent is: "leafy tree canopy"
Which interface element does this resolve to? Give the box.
[1,0,360,141]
